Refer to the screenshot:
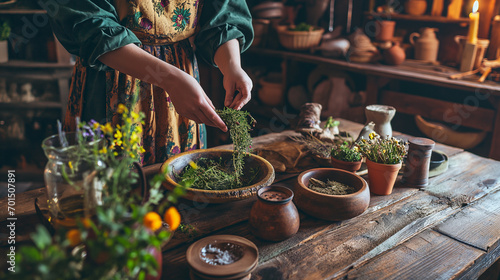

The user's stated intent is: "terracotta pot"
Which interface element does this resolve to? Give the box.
[375,20,396,42]
[365,159,402,195]
[258,74,284,106]
[330,157,362,173]
[294,168,370,221]
[249,185,300,241]
[383,43,406,65]
[405,0,427,16]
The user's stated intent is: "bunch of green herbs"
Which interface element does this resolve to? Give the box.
[178,107,256,190]
[331,141,362,162]
[356,132,407,164]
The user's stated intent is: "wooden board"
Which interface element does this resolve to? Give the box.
[343,229,484,280]
[380,90,495,132]
[435,189,500,251]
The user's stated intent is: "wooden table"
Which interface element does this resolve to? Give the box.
[2,119,500,279]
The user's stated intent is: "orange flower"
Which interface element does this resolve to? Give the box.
[66,229,81,247]
[143,212,163,231]
[164,207,181,231]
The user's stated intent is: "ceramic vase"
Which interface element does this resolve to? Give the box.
[365,105,396,138]
[249,185,299,242]
[330,157,362,173]
[402,138,435,187]
[366,159,402,195]
[383,42,406,65]
[405,0,427,16]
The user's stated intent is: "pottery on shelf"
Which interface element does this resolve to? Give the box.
[186,235,258,280]
[161,149,275,203]
[252,19,270,47]
[313,38,351,58]
[410,28,440,62]
[455,35,490,69]
[294,168,370,221]
[405,0,428,16]
[383,42,406,65]
[375,20,396,42]
[366,159,402,195]
[348,29,379,63]
[249,185,300,242]
[365,104,396,138]
[330,157,363,173]
[251,2,284,19]
[305,0,329,26]
[258,73,284,106]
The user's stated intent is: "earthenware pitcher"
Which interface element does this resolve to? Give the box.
[410,28,439,62]
[249,185,299,242]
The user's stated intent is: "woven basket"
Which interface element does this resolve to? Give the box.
[277,27,324,51]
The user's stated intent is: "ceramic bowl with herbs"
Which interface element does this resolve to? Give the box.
[294,168,370,221]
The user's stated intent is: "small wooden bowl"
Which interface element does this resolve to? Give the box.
[294,168,370,221]
[161,149,275,203]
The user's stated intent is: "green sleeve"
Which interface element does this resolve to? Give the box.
[47,0,141,71]
[195,0,254,67]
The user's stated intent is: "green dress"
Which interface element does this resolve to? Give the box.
[49,0,253,165]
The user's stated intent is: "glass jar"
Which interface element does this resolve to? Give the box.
[42,132,104,229]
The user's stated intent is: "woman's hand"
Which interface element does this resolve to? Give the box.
[164,70,227,132]
[214,39,252,110]
[222,66,253,110]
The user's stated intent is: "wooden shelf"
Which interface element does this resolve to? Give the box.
[0,9,46,14]
[0,60,74,69]
[365,12,470,25]
[0,101,62,110]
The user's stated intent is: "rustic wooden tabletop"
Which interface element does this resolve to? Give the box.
[1,119,499,280]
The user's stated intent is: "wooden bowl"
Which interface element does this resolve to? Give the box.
[294,168,370,221]
[161,149,275,203]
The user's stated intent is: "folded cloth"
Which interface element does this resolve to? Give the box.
[255,140,318,173]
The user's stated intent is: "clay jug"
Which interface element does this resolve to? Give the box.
[383,42,406,65]
[410,28,439,62]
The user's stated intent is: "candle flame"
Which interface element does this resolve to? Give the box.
[473,0,479,13]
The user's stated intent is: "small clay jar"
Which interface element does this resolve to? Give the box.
[383,42,406,65]
[402,138,435,187]
[249,185,299,242]
[330,157,362,173]
[375,20,396,42]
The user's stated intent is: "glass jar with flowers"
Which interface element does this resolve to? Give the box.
[356,132,407,195]
[12,97,190,279]
[330,141,363,173]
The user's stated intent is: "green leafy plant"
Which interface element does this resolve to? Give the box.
[331,141,362,162]
[12,96,189,280]
[178,107,256,190]
[356,132,407,164]
[0,20,11,41]
[289,22,315,31]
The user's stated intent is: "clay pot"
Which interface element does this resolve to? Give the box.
[249,185,300,242]
[383,43,406,65]
[330,157,362,173]
[258,74,284,106]
[294,168,370,221]
[365,104,396,138]
[365,159,402,195]
[405,0,427,16]
[375,20,396,42]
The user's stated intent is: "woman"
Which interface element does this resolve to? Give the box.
[49,0,253,164]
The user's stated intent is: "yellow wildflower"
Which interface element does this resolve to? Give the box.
[99,147,107,154]
[353,146,359,152]
[66,229,81,247]
[68,161,73,170]
[143,212,163,231]
[102,123,113,134]
[164,207,181,231]
[93,122,100,129]
[130,133,139,144]
[114,129,122,140]
[131,111,139,121]
[117,104,128,114]
[369,132,377,140]
[140,147,146,153]
[135,126,143,134]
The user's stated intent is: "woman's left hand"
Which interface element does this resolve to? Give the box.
[223,66,253,110]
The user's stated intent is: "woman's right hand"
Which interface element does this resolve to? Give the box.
[163,70,227,132]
